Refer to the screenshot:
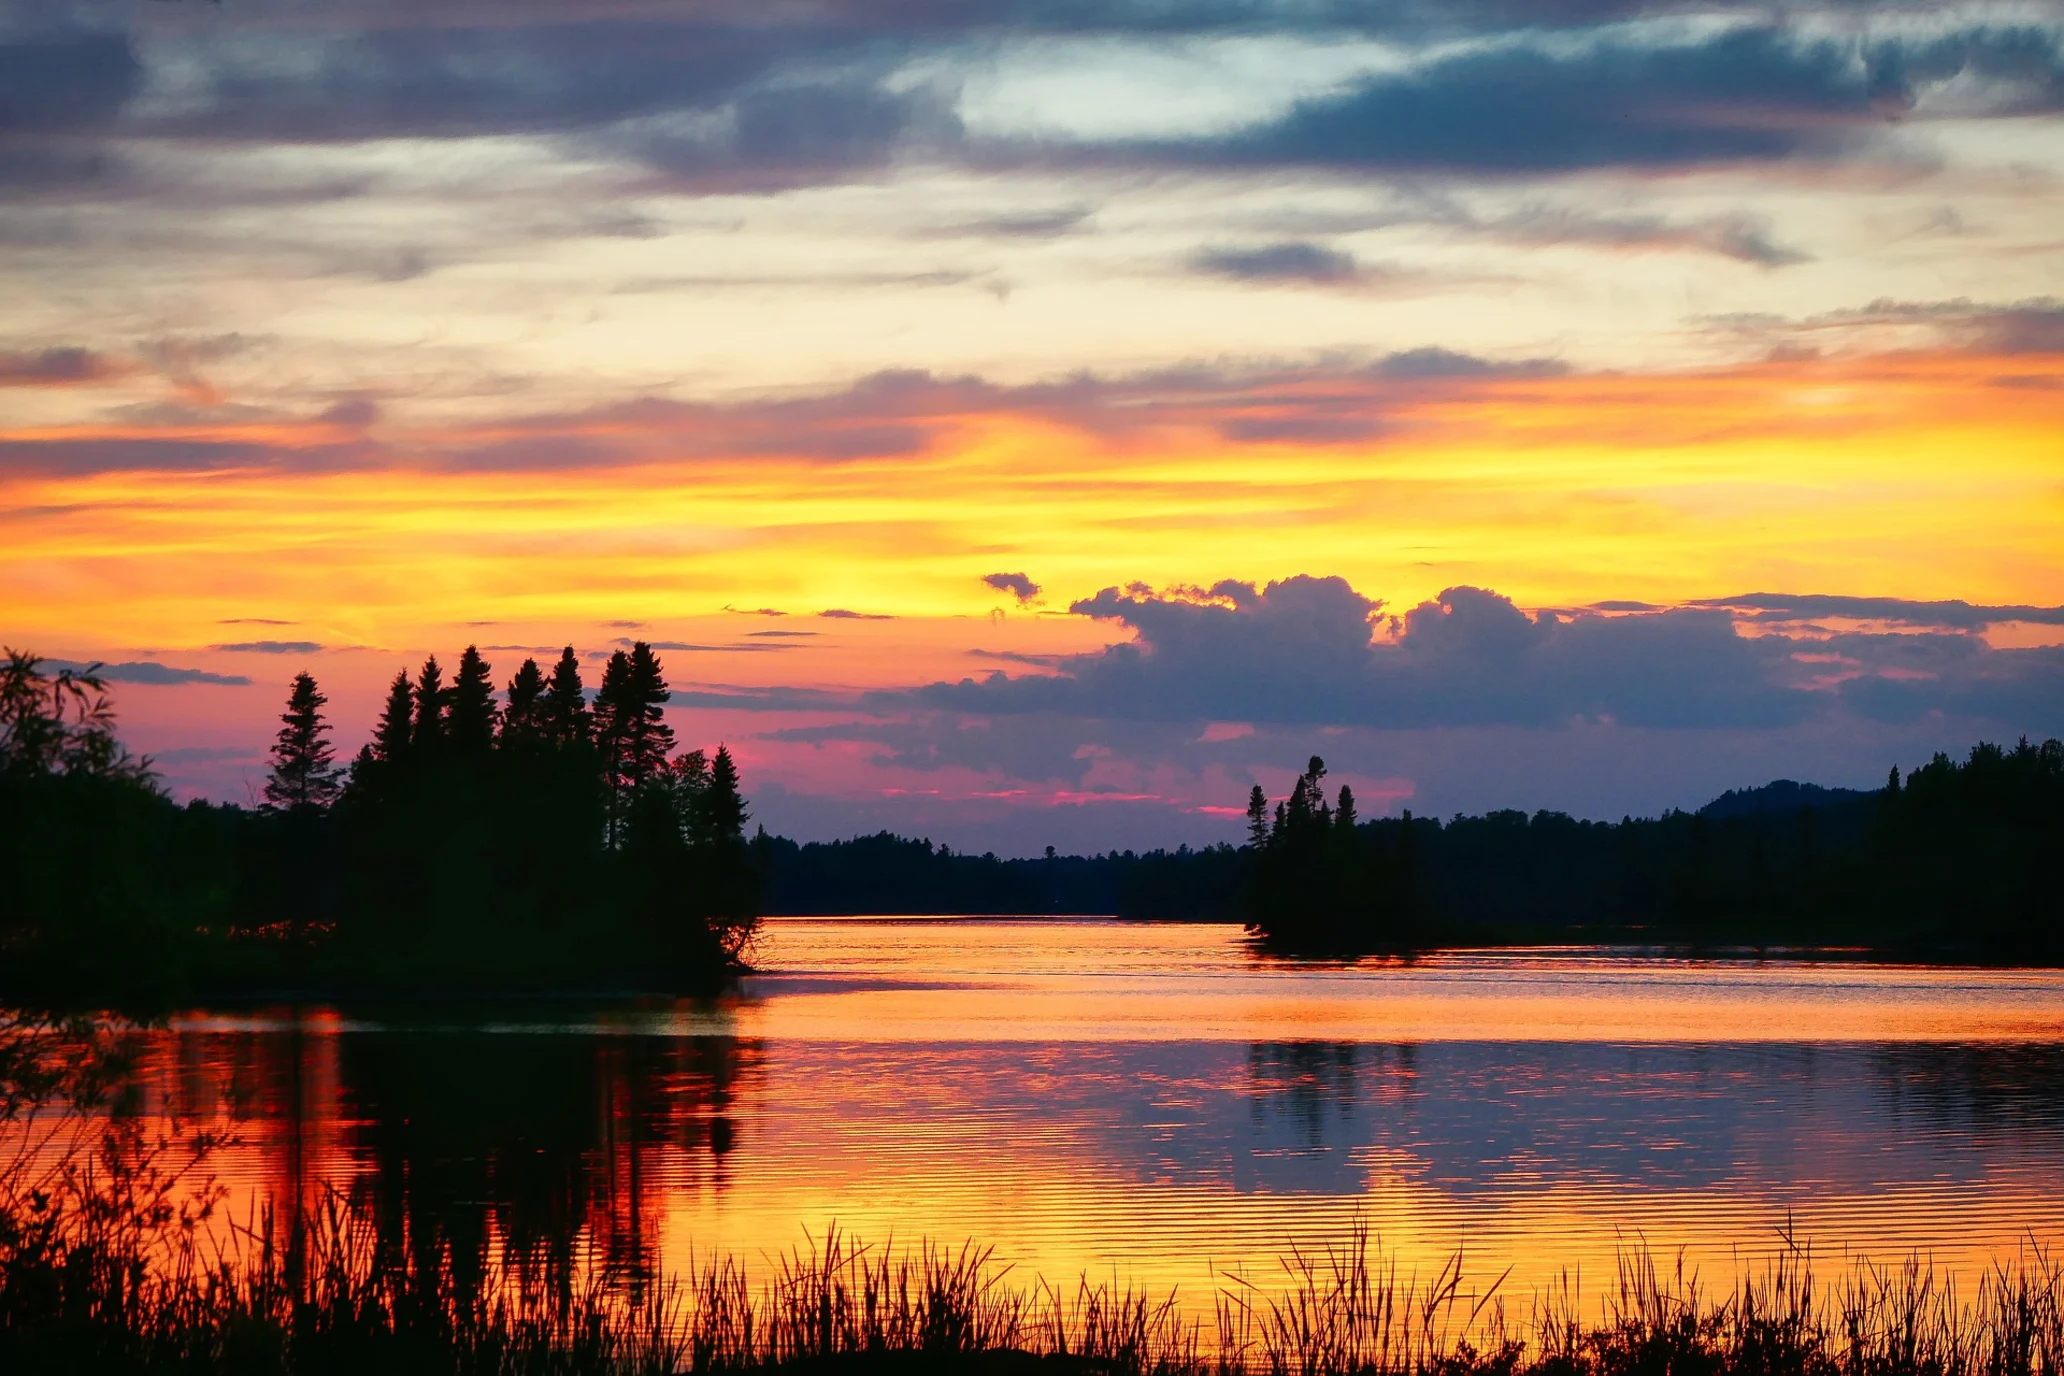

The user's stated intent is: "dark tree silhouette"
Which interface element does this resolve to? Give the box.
[596,642,675,841]
[1,650,143,780]
[704,745,747,847]
[502,658,546,744]
[542,647,590,749]
[412,656,448,752]
[447,646,497,754]
[373,670,415,765]
[263,672,340,811]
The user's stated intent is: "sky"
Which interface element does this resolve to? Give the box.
[3,0,2062,854]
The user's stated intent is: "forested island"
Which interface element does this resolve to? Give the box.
[1,644,757,1004]
[4,640,2061,1006]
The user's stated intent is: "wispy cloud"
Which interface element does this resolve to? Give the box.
[48,659,251,687]
[211,639,323,654]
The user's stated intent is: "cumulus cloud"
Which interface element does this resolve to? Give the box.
[899,578,2064,733]
[982,572,1042,603]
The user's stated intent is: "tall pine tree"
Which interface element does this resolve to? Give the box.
[542,647,590,748]
[447,645,497,754]
[412,655,448,752]
[373,670,415,764]
[502,658,546,745]
[703,744,747,846]
[263,672,340,810]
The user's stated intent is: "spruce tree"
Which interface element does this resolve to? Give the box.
[542,647,589,748]
[1246,784,1270,848]
[447,645,497,754]
[595,648,633,800]
[502,658,546,745]
[623,642,676,788]
[263,672,340,810]
[703,744,748,845]
[373,670,415,763]
[412,655,448,751]
[1336,784,1357,832]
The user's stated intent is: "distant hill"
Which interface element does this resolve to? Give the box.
[1697,779,1873,821]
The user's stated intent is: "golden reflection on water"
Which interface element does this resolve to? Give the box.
[91,921,2064,1314]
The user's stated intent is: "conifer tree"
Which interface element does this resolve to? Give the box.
[447,645,497,754]
[502,658,546,745]
[264,672,340,810]
[596,642,675,812]
[703,744,748,845]
[595,648,634,817]
[373,670,414,763]
[623,642,676,787]
[1246,783,1270,848]
[542,647,589,748]
[1336,784,1357,833]
[412,655,448,751]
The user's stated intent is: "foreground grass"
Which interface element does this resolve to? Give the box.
[4,1145,2061,1376]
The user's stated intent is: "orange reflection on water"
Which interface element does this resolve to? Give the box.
[30,921,2064,1319]
[731,920,2064,1043]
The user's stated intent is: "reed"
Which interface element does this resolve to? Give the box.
[2,1150,2060,1375]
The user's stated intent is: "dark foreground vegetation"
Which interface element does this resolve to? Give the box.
[2,1052,2059,1376]
[1,645,758,1004]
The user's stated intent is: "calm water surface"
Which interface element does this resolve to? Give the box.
[127,920,2064,1305]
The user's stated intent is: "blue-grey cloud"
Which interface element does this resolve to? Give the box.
[48,658,251,687]
[615,638,802,653]
[821,608,896,620]
[895,578,2064,734]
[1377,347,1566,380]
[1689,593,2064,631]
[11,9,2059,207]
[0,346,119,384]
[1149,26,2064,174]
[1192,241,1363,284]
[982,572,1042,603]
[211,640,323,654]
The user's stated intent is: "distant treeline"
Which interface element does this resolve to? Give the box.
[0,644,757,1004]
[759,746,2064,961]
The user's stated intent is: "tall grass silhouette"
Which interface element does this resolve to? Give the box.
[5,1143,2060,1375]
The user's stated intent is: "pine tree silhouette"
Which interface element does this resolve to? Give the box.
[264,672,340,811]
[704,744,748,845]
[502,658,546,744]
[623,642,676,788]
[412,656,448,751]
[543,647,590,748]
[373,670,414,764]
[447,645,497,754]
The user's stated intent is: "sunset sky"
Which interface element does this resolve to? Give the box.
[4,0,2062,852]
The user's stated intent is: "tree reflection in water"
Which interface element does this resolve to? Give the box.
[127,1013,760,1295]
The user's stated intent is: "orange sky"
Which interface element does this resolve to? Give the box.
[8,347,2060,669]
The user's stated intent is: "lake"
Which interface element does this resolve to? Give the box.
[109,919,2064,1309]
